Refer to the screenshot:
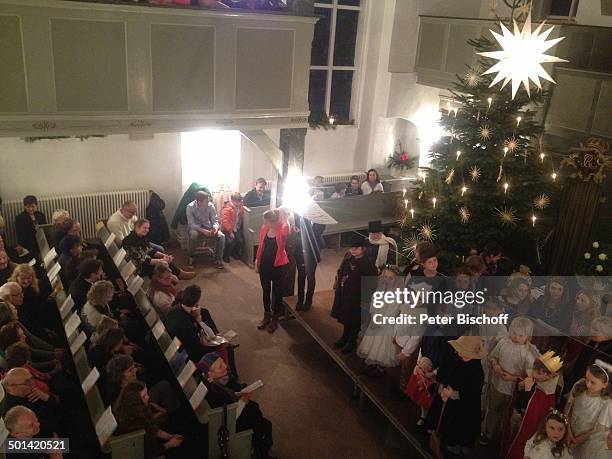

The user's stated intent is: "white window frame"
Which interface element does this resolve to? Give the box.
[311,0,363,122]
[545,0,580,20]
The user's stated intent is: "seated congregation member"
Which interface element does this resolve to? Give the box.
[0,322,58,373]
[3,343,56,393]
[147,263,179,316]
[330,182,347,199]
[1,368,61,436]
[0,286,61,367]
[9,264,59,343]
[164,285,239,383]
[360,168,383,195]
[244,177,271,208]
[3,406,58,455]
[107,200,137,245]
[365,220,397,271]
[0,249,16,285]
[69,259,105,313]
[57,235,82,269]
[0,235,29,264]
[255,208,291,333]
[309,176,325,201]
[14,195,47,256]
[186,191,225,268]
[345,175,362,196]
[105,354,182,416]
[82,280,115,332]
[331,234,377,354]
[113,381,186,459]
[123,219,195,279]
[481,317,538,446]
[48,208,70,249]
[424,335,485,456]
[200,352,274,459]
[220,192,244,263]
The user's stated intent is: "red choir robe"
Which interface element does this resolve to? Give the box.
[505,375,559,459]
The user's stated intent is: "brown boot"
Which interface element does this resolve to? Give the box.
[267,315,278,333]
[257,312,271,330]
[178,269,196,280]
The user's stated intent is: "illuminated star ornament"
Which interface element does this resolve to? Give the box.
[418,223,435,241]
[479,125,492,140]
[470,165,482,182]
[478,13,567,99]
[495,207,519,226]
[534,193,550,210]
[459,207,470,223]
[403,234,421,258]
[465,70,480,87]
[504,137,519,152]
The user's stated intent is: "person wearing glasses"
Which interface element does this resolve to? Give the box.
[1,367,61,438]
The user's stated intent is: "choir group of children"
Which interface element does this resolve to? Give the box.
[333,238,612,458]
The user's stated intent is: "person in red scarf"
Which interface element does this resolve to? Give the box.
[255,208,291,333]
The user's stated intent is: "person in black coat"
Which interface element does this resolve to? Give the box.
[425,336,485,456]
[243,178,271,208]
[69,259,105,313]
[164,285,239,382]
[14,196,47,256]
[331,234,378,354]
[200,352,274,459]
[146,191,170,245]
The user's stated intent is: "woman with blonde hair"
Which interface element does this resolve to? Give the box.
[8,264,59,343]
[82,280,115,332]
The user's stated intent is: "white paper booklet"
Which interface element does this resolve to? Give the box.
[177,360,197,388]
[81,367,100,394]
[127,275,144,296]
[70,331,87,355]
[164,337,181,361]
[189,382,208,410]
[95,407,118,446]
[239,380,264,394]
[104,232,116,249]
[113,248,126,267]
[43,248,57,268]
[64,312,81,338]
[60,295,75,319]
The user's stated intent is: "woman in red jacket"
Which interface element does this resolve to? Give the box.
[255,208,290,333]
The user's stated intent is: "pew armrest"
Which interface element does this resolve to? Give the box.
[109,429,146,459]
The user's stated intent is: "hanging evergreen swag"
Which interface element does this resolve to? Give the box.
[387,141,417,171]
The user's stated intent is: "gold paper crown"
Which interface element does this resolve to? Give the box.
[539,351,563,374]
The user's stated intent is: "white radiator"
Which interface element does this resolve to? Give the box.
[1,190,149,246]
[307,172,367,185]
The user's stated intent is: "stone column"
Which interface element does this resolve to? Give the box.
[275,127,306,206]
[277,127,306,298]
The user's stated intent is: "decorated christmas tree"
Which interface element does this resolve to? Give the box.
[401,20,565,269]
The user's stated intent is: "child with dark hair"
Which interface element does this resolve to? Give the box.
[331,234,377,354]
[523,409,571,459]
[565,361,612,459]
